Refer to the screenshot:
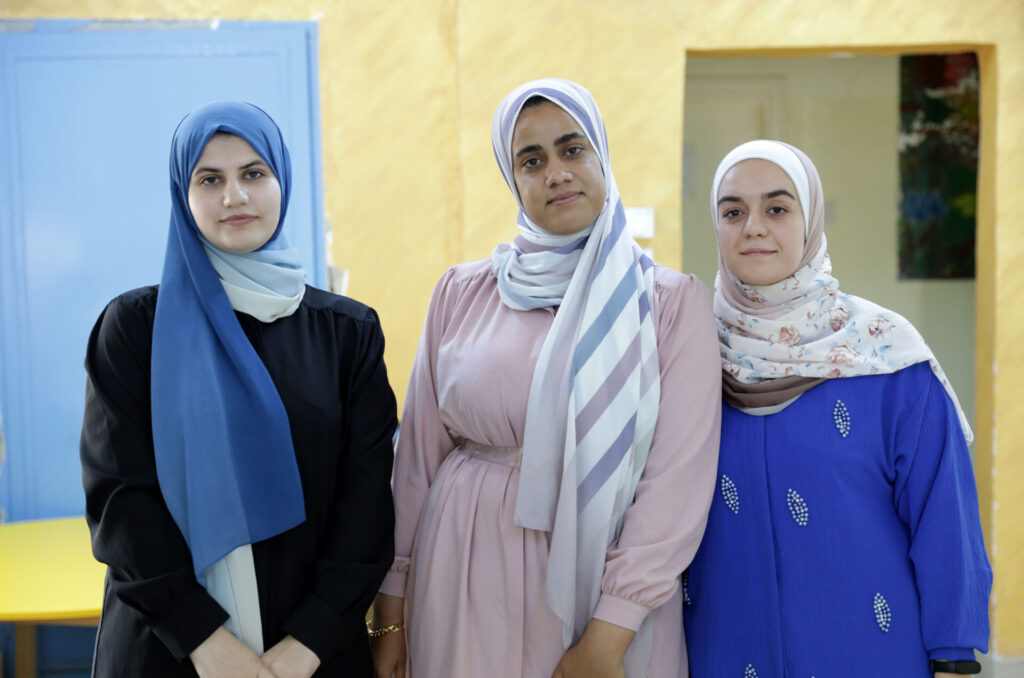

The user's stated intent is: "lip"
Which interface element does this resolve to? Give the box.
[740,248,777,256]
[221,214,258,226]
[548,192,582,207]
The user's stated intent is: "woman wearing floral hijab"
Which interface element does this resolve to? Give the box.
[81,101,397,677]
[683,140,991,677]
[371,79,720,678]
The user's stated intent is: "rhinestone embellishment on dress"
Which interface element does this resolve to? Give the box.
[721,474,740,515]
[786,489,809,526]
[744,664,758,678]
[834,399,851,437]
[682,570,692,606]
[873,592,892,632]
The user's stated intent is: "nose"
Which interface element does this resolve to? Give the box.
[544,156,572,187]
[742,211,767,237]
[221,178,249,207]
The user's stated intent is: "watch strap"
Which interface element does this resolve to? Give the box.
[930,659,981,674]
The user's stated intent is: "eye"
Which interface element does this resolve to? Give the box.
[198,175,221,186]
[565,145,585,157]
[522,157,542,169]
[244,169,266,180]
[722,208,743,219]
[767,205,789,215]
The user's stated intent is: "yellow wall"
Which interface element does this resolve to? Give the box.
[6,0,1023,659]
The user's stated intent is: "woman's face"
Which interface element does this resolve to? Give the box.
[510,102,606,236]
[187,133,282,254]
[716,158,805,286]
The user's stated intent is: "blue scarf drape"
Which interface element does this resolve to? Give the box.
[151,101,306,579]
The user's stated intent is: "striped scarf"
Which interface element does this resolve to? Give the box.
[490,79,660,666]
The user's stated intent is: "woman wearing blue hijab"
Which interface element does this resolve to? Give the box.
[80,101,398,677]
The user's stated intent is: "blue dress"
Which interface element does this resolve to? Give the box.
[683,363,991,677]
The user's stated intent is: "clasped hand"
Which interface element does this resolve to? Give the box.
[190,627,320,678]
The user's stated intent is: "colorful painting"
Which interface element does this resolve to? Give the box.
[898,53,978,279]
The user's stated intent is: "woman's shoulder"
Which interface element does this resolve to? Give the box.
[876,360,946,406]
[652,265,711,299]
[426,258,496,304]
[799,362,943,421]
[96,285,160,331]
[442,258,495,287]
[650,265,714,328]
[300,285,381,326]
[832,361,938,394]
[86,286,159,367]
[108,285,160,310]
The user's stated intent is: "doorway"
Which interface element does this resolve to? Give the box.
[682,54,977,438]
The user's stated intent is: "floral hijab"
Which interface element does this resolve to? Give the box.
[712,140,973,442]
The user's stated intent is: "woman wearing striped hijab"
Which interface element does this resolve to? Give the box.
[683,140,991,677]
[371,79,720,677]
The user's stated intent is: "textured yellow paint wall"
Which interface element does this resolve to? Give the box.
[6,0,1023,655]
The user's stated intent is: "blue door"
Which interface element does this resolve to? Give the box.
[0,19,324,523]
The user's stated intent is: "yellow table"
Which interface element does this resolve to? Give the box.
[0,516,105,678]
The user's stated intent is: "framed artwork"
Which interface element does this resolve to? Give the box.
[898,53,978,279]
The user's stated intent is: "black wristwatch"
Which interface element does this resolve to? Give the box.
[930,659,981,674]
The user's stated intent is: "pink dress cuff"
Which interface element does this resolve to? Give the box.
[379,570,406,597]
[379,558,409,597]
[592,593,651,632]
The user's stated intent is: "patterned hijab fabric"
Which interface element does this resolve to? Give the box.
[151,101,307,579]
[490,79,660,663]
[711,139,973,442]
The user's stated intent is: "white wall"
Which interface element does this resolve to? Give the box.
[683,55,976,435]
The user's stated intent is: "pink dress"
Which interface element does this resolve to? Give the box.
[380,259,721,677]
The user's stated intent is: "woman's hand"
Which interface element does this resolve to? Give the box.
[261,635,320,678]
[551,618,635,678]
[371,593,407,678]
[190,626,277,678]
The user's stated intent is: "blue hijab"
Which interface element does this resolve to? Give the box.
[151,101,306,579]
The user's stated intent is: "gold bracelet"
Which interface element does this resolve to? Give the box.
[366,621,405,638]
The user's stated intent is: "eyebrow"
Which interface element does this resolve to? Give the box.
[514,144,542,159]
[716,188,796,206]
[192,159,266,177]
[555,131,585,146]
[513,132,587,159]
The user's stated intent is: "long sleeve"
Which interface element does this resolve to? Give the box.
[281,307,398,661]
[379,268,460,597]
[893,366,992,660]
[80,293,228,660]
[594,272,722,631]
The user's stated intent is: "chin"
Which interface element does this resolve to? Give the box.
[745,275,788,286]
[546,216,595,236]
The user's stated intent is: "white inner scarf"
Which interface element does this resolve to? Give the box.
[204,545,263,653]
[202,236,306,323]
[489,79,660,672]
[712,140,973,443]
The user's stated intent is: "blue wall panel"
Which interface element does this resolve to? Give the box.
[0,19,324,522]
